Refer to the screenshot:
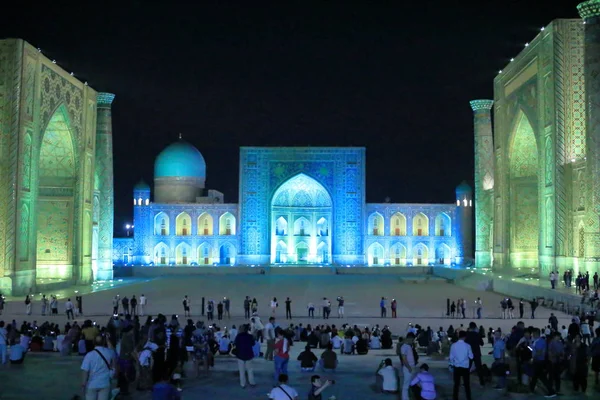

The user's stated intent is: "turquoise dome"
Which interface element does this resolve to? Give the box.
[134,180,150,191]
[154,140,206,179]
[455,181,472,194]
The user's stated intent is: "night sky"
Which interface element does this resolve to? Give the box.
[2,1,579,234]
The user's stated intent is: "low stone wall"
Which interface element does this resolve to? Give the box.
[114,266,266,278]
[335,266,432,275]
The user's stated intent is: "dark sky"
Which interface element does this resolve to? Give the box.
[2,1,579,234]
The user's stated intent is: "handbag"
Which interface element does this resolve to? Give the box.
[95,349,116,379]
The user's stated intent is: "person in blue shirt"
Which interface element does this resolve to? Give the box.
[380,297,387,318]
[152,371,181,400]
[529,329,556,398]
[491,331,507,389]
[9,338,26,364]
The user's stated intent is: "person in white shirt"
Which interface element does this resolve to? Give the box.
[81,335,116,400]
[270,297,278,316]
[400,333,417,400]
[139,294,147,316]
[370,333,382,349]
[229,325,238,343]
[269,373,298,400]
[376,358,399,393]
[449,331,474,400]
[560,325,568,340]
[264,317,276,361]
[410,363,437,400]
[65,298,75,320]
[331,334,343,349]
[218,335,232,355]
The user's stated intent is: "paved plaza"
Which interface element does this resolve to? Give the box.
[0,274,595,399]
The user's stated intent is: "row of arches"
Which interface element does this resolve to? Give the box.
[274,216,328,237]
[153,242,237,265]
[366,242,452,266]
[154,212,236,236]
[367,212,451,237]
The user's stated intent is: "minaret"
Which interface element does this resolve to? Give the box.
[470,100,494,268]
[133,180,151,265]
[578,1,600,262]
[454,182,473,264]
[95,93,115,280]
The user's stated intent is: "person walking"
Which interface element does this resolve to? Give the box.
[112,295,119,315]
[285,297,292,320]
[65,298,75,320]
[449,330,473,400]
[475,298,482,319]
[270,297,278,317]
[264,317,276,361]
[530,298,538,319]
[273,328,290,382]
[25,295,32,315]
[380,297,387,318]
[519,298,524,319]
[529,328,556,397]
[465,322,485,388]
[139,294,147,316]
[234,324,256,388]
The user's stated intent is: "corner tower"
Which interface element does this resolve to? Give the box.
[95,92,115,280]
[470,100,494,268]
[454,182,473,264]
[133,180,151,264]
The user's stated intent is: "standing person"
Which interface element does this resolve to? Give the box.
[25,295,32,315]
[571,334,589,394]
[380,297,387,318]
[450,301,456,318]
[391,299,397,318]
[139,294,147,316]
[273,327,290,382]
[449,330,473,400]
[400,332,417,400]
[206,301,214,321]
[271,297,278,316]
[234,324,256,388]
[244,296,250,319]
[591,327,600,385]
[129,295,137,317]
[264,317,276,361]
[550,271,556,289]
[112,295,119,315]
[549,313,559,332]
[461,299,466,319]
[491,331,507,389]
[322,298,329,320]
[81,334,116,400]
[507,298,515,319]
[547,332,564,395]
[594,272,599,290]
[465,322,485,388]
[217,301,224,320]
[519,298,525,319]
[500,298,507,319]
[121,296,130,315]
[50,295,58,315]
[65,298,75,320]
[530,298,538,319]
[285,297,292,320]
[183,296,190,318]
[269,374,298,400]
[251,298,258,314]
[307,302,315,318]
[223,297,230,319]
[337,296,345,318]
[76,295,83,317]
[475,298,482,319]
[41,295,48,316]
[529,328,556,397]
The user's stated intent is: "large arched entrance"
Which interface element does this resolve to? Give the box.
[270,174,332,264]
[36,106,77,281]
[508,112,539,268]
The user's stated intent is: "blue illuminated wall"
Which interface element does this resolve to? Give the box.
[238,147,366,265]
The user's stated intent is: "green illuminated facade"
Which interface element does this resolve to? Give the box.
[0,39,114,295]
[474,8,600,274]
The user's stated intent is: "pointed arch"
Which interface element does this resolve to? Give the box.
[154,242,169,265]
[434,213,451,236]
[219,243,236,265]
[175,242,191,265]
[295,241,309,263]
[390,212,406,236]
[368,212,384,236]
[368,242,385,266]
[390,243,407,265]
[198,212,213,235]
[293,216,312,236]
[197,242,212,265]
[176,212,191,236]
[154,212,170,235]
[412,213,429,236]
[275,240,288,263]
[412,243,429,265]
[317,217,329,237]
[39,104,76,181]
[435,243,452,265]
[219,212,236,235]
[275,216,288,236]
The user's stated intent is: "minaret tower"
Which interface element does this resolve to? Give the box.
[578,1,600,267]
[95,93,115,280]
[133,181,151,265]
[454,182,473,264]
[470,100,494,268]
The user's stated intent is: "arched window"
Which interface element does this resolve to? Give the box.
[391,213,406,236]
[198,213,213,235]
[154,212,170,236]
[219,212,236,235]
[176,212,191,236]
[368,213,384,236]
[412,213,429,236]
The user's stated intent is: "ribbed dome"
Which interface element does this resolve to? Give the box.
[154,140,206,179]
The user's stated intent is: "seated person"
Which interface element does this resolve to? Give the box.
[319,331,330,349]
[152,370,181,400]
[218,335,232,355]
[410,363,436,400]
[381,330,393,349]
[78,337,87,356]
[9,338,26,364]
[319,343,338,370]
[297,345,318,371]
[370,333,381,349]
[356,337,369,355]
[331,334,343,349]
[20,333,31,352]
[342,337,355,355]
[376,358,399,394]
[308,330,320,348]
[42,335,55,352]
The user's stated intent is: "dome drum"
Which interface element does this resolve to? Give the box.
[154,176,205,204]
